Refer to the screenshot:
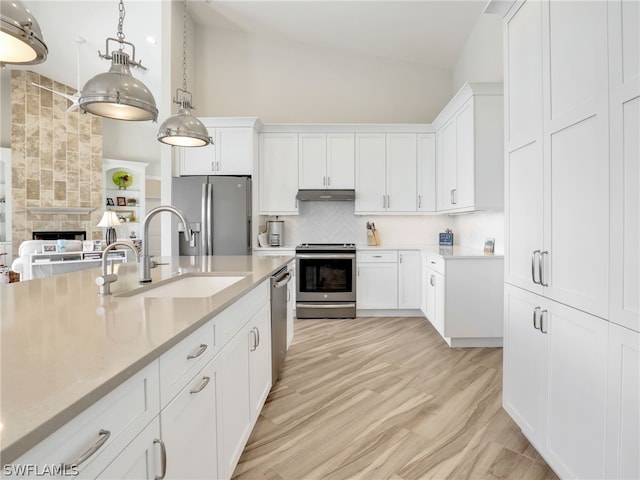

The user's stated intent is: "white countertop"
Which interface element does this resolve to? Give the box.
[356,243,503,259]
[0,254,293,464]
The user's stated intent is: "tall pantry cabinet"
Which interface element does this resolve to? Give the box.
[494,0,639,478]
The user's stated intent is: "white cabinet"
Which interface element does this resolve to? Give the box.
[605,323,640,480]
[608,0,639,334]
[503,284,608,480]
[422,252,503,347]
[417,134,436,212]
[258,133,299,214]
[398,250,421,309]
[286,260,295,348]
[103,159,147,240]
[298,133,355,189]
[355,133,418,213]
[356,250,398,309]
[354,133,387,213]
[434,83,504,213]
[248,303,272,423]
[178,122,255,176]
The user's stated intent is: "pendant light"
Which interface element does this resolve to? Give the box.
[78,0,157,122]
[0,0,47,65]
[157,0,211,147]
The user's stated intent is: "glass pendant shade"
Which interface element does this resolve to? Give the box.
[157,101,210,147]
[0,0,47,65]
[79,50,158,122]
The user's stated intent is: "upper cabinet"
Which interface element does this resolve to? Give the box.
[298,133,355,189]
[434,82,504,213]
[176,118,260,176]
[417,134,436,212]
[258,133,299,215]
[355,133,426,214]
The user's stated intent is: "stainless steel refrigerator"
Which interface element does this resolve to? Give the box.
[171,176,252,255]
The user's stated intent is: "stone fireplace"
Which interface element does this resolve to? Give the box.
[10,70,104,258]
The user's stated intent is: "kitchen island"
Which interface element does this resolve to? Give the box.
[0,254,292,472]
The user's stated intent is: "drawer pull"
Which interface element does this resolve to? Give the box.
[189,376,211,394]
[187,344,208,360]
[64,429,111,468]
[154,438,167,480]
[372,255,382,258]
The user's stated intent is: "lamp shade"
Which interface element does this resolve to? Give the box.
[97,211,121,228]
[79,51,158,122]
[0,0,47,65]
[157,105,211,147]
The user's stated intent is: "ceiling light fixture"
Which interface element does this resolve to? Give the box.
[0,0,47,65]
[157,0,211,147]
[78,0,157,122]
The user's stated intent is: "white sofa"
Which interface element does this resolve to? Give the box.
[11,240,83,281]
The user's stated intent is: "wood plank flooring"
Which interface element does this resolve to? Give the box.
[233,317,558,480]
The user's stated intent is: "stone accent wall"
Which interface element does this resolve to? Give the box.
[10,70,103,257]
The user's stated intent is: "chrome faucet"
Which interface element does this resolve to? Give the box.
[140,205,191,283]
[96,241,139,295]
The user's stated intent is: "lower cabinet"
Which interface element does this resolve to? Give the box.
[503,284,608,479]
[248,303,272,423]
[424,265,445,338]
[398,250,421,309]
[286,260,295,348]
[160,356,219,480]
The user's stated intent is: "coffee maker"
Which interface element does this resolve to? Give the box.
[266,219,284,247]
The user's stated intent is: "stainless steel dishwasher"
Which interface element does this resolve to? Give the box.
[271,266,291,385]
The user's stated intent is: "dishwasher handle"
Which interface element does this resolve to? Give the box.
[273,272,291,288]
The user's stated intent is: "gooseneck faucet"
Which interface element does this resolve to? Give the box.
[140,205,191,283]
[96,241,139,295]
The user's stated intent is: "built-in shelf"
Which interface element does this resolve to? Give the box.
[26,207,96,215]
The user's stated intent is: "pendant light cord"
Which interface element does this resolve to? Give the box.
[182,0,188,92]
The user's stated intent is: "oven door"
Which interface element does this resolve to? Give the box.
[296,253,356,302]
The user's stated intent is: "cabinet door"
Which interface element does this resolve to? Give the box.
[286,261,295,349]
[424,267,437,328]
[355,133,386,213]
[326,133,355,189]
[608,0,640,333]
[259,133,299,214]
[398,251,421,309]
[95,418,161,480]
[386,133,417,212]
[216,127,253,175]
[546,299,608,479]
[179,129,216,175]
[605,323,640,480]
[298,133,327,189]
[356,262,397,309]
[249,303,272,422]
[218,329,251,479]
[161,357,218,480]
[542,0,609,319]
[417,134,436,212]
[454,100,474,209]
[503,285,547,448]
[437,120,457,211]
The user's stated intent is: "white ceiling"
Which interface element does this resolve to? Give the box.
[18,0,486,106]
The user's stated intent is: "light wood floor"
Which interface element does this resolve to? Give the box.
[233,317,559,480]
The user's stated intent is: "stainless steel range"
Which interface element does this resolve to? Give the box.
[295,243,356,319]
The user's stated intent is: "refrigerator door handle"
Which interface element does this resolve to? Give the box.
[201,183,208,255]
[207,183,214,255]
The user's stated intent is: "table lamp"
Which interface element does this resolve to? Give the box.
[97,211,121,245]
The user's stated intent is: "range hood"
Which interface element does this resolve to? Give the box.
[296,189,355,201]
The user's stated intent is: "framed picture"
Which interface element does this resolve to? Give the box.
[42,244,58,253]
[116,196,126,206]
[93,240,103,252]
[82,241,93,252]
[106,197,115,206]
[127,197,137,206]
[116,210,135,223]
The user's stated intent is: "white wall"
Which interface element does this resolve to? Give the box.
[194,27,453,124]
[452,14,504,92]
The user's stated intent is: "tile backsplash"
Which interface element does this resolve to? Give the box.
[259,201,503,251]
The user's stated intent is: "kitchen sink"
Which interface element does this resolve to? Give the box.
[118,274,246,298]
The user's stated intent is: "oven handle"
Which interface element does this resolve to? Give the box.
[296,254,356,259]
[296,303,356,309]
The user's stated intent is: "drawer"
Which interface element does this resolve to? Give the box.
[159,321,215,408]
[214,280,270,348]
[14,361,160,478]
[424,252,445,275]
[357,250,398,263]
